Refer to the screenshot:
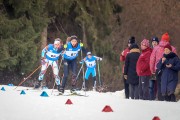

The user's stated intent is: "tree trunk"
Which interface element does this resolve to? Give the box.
[41,27,47,49]
[82,22,87,47]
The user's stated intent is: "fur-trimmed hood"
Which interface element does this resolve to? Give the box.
[130,48,140,53]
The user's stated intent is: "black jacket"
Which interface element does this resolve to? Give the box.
[124,48,140,85]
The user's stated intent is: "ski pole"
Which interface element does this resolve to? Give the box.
[80,40,86,95]
[97,60,102,87]
[51,56,63,95]
[14,65,42,90]
[80,40,85,82]
[76,63,84,80]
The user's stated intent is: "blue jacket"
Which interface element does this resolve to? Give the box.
[157,52,180,95]
[84,56,97,69]
[63,42,81,60]
[42,44,63,61]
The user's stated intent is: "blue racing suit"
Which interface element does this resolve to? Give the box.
[38,44,63,85]
[61,42,86,90]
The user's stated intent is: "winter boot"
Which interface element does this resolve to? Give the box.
[170,94,176,102]
[34,80,42,89]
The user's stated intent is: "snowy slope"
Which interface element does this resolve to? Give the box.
[0,85,180,120]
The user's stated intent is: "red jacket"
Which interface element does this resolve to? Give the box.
[136,47,152,76]
[120,47,130,73]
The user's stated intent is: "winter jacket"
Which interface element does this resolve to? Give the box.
[150,41,176,73]
[136,47,152,76]
[157,52,180,95]
[124,48,140,85]
[120,47,130,73]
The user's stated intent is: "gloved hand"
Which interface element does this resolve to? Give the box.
[64,44,67,49]
[41,58,47,65]
[97,57,102,61]
[79,60,84,64]
[80,43,83,47]
[124,75,127,80]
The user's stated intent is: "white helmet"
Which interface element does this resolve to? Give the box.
[87,52,91,55]
[54,38,61,44]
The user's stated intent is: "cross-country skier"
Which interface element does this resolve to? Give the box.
[58,35,86,94]
[80,52,102,91]
[34,38,64,92]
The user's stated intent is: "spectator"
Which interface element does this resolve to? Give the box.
[124,43,140,99]
[137,39,152,100]
[120,36,135,99]
[157,44,180,102]
[150,32,176,101]
[149,37,159,100]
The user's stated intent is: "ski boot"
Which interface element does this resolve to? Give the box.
[82,80,89,91]
[57,85,64,95]
[70,86,77,94]
[93,86,96,91]
[34,80,42,89]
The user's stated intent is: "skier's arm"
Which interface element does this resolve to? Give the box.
[81,46,87,55]
[79,42,87,55]
[94,56,102,61]
[79,57,86,64]
[41,46,48,59]
[58,45,65,56]
[41,46,48,65]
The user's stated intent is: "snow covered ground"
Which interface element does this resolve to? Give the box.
[0,85,180,120]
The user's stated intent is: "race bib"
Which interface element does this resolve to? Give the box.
[65,51,78,57]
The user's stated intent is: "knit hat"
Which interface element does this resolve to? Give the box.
[128,36,135,44]
[161,32,170,42]
[164,44,172,51]
[141,39,150,47]
[152,37,159,43]
[129,43,139,50]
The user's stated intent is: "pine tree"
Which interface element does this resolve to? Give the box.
[0,0,49,74]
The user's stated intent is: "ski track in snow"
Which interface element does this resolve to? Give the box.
[0,85,180,120]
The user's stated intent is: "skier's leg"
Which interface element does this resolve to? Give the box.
[84,68,90,90]
[71,59,77,91]
[92,68,97,91]
[35,62,49,88]
[61,60,69,93]
[52,61,61,91]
